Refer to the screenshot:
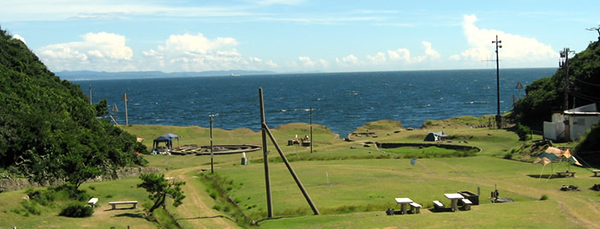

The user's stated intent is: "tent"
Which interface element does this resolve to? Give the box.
[533,147,582,180]
[424,131,448,141]
[153,133,179,149]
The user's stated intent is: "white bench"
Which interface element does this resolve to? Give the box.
[461,199,472,210]
[87,198,98,207]
[108,201,138,210]
[593,170,600,177]
[433,200,445,211]
[409,202,422,214]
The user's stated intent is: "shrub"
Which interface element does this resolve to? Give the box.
[59,203,94,218]
[26,188,55,206]
[540,194,549,200]
[516,123,532,141]
[20,200,41,215]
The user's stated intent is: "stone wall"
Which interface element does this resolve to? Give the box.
[0,166,165,193]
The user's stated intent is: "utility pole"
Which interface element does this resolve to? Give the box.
[210,115,214,174]
[492,35,502,129]
[258,88,273,218]
[89,84,93,105]
[310,107,313,154]
[560,48,574,111]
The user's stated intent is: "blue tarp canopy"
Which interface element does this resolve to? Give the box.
[153,133,179,149]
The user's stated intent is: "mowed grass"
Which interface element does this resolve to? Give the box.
[2,119,599,228]
[0,177,156,229]
[213,156,599,228]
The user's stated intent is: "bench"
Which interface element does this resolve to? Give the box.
[108,201,138,210]
[433,200,445,211]
[409,202,422,214]
[593,170,600,177]
[87,198,98,207]
[461,198,472,211]
[556,171,576,177]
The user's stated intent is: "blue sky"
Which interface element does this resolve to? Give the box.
[1,0,598,73]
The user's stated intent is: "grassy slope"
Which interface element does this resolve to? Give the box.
[1,119,599,228]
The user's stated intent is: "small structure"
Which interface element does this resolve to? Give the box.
[108,201,138,210]
[394,198,414,215]
[443,193,464,212]
[544,103,600,141]
[424,131,448,142]
[152,133,179,149]
[87,198,98,207]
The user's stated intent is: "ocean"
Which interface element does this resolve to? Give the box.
[71,68,556,138]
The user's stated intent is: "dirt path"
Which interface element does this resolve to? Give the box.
[165,166,239,229]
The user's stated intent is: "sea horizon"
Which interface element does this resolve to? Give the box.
[72,68,557,138]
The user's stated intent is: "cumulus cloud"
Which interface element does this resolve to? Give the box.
[142,33,279,72]
[453,14,558,66]
[297,56,329,69]
[36,32,134,72]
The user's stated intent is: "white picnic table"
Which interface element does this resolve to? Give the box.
[444,193,464,212]
[395,198,413,215]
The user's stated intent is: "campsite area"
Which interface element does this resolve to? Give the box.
[1,118,599,228]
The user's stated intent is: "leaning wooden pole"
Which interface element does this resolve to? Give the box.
[263,124,320,215]
[259,88,273,218]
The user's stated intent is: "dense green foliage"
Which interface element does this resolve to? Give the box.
[511,40,600,165]
[59,203,94,218]
[0,28,146,188]
[138,173,185,213]
[515,123,531,141]
[574,124,600,165]
[512,41,600,129]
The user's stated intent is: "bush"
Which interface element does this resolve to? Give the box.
[20,200,41,215]
[540,194,549,200]
[59,203,94,218]
[516,123,532,141]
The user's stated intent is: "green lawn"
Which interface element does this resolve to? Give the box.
[2,120,599,228]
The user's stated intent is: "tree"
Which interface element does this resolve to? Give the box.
[138,173,186,213]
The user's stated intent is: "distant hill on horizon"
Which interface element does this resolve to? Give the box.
[56,70,278,81]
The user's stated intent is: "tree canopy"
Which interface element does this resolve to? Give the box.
[138,173,186,213]
[511,41,600,129]
[0,27,146,187]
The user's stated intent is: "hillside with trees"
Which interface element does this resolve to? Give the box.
[511,40,600,165]
[0,27,146,189]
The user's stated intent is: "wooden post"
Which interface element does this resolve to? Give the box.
[259,88,273,218]
[89,84,92,105]
[259,88,320,216]
[310,107,313,154]
[263,125,320,215]
[210,115,214,174]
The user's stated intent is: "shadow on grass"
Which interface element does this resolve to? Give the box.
[527,174,567,179]
[113,212,145,219]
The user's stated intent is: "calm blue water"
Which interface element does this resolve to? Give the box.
[72,68,555,137]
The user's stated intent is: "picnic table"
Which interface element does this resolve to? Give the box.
[394,198,413,215]
[592,170,600,177]
[556,171,576,177]
[444,193,464,212]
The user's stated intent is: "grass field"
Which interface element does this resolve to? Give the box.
[1,119,599,228]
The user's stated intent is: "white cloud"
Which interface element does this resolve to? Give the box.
[297,56,329,69]
[12,34,26,44]
[388,48,411,62]
[141,33,280,72]
[366,52,386,64]
[453,14,558,66]
[422,41,440,59]
[36,32,134,72]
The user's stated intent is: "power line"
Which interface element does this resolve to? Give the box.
[575,77,600,87]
